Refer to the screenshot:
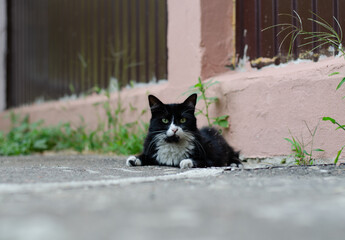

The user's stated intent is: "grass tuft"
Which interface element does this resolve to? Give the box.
[0,92,148,156]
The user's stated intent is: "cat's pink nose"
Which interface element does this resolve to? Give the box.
[172,128,178,134]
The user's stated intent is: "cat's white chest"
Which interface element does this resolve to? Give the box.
[154,138,194,166]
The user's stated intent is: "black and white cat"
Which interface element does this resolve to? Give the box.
[126,94,242,169]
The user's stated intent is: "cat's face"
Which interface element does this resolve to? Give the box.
[148,94,197,143]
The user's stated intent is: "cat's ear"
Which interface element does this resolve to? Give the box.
[183,94,197,108]
[148,95,164,110]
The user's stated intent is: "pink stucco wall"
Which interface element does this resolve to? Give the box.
[1,1,345,161]
[200,0,235,79]
[167,0,202,86]
[217,57,345,159]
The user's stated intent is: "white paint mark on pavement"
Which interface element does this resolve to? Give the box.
[85,169,100,174]
[0,168,224,194]
[111,167,143,173]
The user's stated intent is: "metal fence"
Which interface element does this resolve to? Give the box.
[236,0,345,65]
[7,0,167,108]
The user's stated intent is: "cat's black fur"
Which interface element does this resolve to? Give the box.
[126,94,241,168]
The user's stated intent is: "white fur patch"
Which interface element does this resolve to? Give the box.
[179,159,194,169]
[126,156,142,167]
[167,122,180,137]
[154,131,195,167]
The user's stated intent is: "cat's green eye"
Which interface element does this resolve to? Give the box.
[180,118,187,123]
[162,118,169,124]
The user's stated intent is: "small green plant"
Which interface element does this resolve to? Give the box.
[91,88,148,155]
[0,90,148,156]
[284,121,324,165]
[184,77,230,128]
[0,113,86,155]
[266,11,345,164]
[322,116,345,164]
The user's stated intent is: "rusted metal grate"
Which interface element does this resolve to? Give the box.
[236,0,345,68]
[7,0,167,108]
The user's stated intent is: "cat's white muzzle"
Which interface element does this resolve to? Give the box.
[166,123,183,137]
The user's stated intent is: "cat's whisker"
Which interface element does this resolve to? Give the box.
[148,130,165,134]
[183,130,206,157]
[147,134,163,153]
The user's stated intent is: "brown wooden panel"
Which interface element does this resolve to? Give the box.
[236,0,257,60]
[261,0,275,58]
[156,0,168,81]
[113,0,122,85]
[147,0,156,82]
[295,0,313,56]
[316,0,335,56]
[245,0,257,60]
[276,0,293,57]
[335,0,345,54]
[138,0,147,83]
[338,0,345,50]
[7,0,168,108]
[237,0,345,64]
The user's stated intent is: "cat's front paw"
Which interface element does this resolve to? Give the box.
[179,159,194,169]
[126,156,142,167]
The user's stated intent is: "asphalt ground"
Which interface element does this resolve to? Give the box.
[1,155,345,240]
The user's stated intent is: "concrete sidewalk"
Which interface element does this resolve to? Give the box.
[1,155,345,240]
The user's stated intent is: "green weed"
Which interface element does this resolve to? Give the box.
[0,113,83,155]
[91,89,148,155]
[0,92,148,156]
[184,77,230,129]
[285,121,324,165]
[322,116,345,164]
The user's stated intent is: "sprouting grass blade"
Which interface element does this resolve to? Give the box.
[262,23,296,32]
[329,72,340,76]
[334,146,345,164]
[303,150,311,156]
[322,117,336,124]
[333,17,343,42]
[323,117,345,132]
[284,137,294,145]
[336,77,345,90]
[279,29,298,54]
[336,125,345,130]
